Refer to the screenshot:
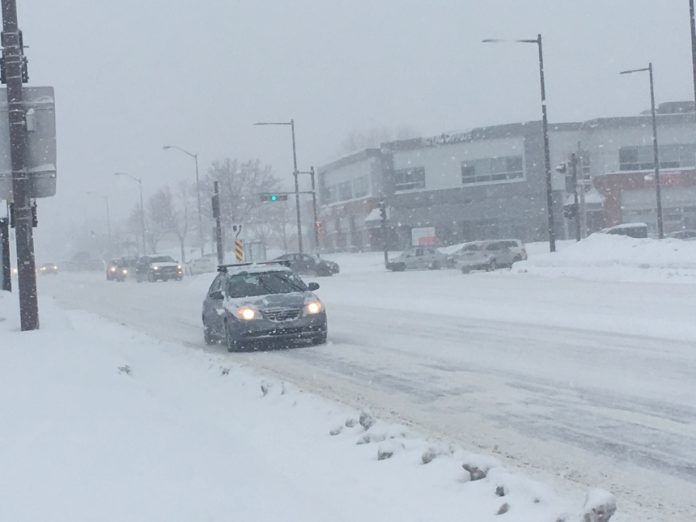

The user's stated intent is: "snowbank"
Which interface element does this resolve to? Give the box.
[514,234,696,284]
[0,291,613,522]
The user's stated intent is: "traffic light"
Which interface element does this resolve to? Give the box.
[260,193,288,202]
[379,201,387,220]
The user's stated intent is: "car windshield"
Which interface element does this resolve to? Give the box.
[462,244,481,252]
[225,271,307,298]
[150,256,175,263]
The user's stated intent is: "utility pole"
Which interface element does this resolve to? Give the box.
[690,0,696,112]
[569,153,581,241]
[379,197,388,267]
[1,214,10,291]
[212,181,224,265]
[2,0,38,329]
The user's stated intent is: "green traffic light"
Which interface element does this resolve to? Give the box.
[270,194,278,201]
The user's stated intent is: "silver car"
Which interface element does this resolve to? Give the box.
[452,242,496,273]
[479,239,527,268]
[387,246,447,271]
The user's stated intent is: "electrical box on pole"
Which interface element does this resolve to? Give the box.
[212,181,224,266]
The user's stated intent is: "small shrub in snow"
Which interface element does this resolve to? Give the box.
[359,410,375,431]
[495,485,506,497]
[496,502,509,515]
[329,425,343,436]
[356,432,386,445]
[260,382,271,397]
[220,367,230,376]
[344,417,357,428]
[377,440,403,461]
[581,489,616,522]
[117,364,131,375]
[421,448,438,464]
[462,462,488,481]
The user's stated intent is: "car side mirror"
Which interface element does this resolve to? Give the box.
[209,290,224,300]
[307,282,320,291]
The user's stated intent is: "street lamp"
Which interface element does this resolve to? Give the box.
[114,172,147,254]
[253,119,303,253]
[86,191,112,253]
[620,63,664,239]
[297,167,320,254]
[483,34,556,252]
[163,144,204,257]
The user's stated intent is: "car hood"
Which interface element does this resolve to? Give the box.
[226,291,316,310]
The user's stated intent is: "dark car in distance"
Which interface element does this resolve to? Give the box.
[135,255,184,282]
[202,262,327,351]
[38,263,59,275]
[106,259,130,282]
[272,253,339,276]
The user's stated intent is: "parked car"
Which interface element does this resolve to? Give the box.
[135,255,184,282]
[201,261,327,351]
[188,256,217,276]
[480,239,527,268]
[38,262,59,275]
[387,246,447,271]
[272,253,339,276]
[451,243,496,273]
[600,222,649,239]
[667,229,696,241]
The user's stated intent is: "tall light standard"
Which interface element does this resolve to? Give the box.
[483,34,556,252]
[114,172,147,254]
[298,167,320,253]
[163,145,204,257]
[620,63,664,239]
[690,0,696,111]
[253,119,303,253]
[86,191,112,253]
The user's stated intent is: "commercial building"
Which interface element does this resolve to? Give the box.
[317,103,696,251]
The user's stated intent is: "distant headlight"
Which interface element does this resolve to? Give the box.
[110,267,116,272]
[53,265,58,270]
[122,268,128,274]
[153,266,159,270]
[177,264,182,270]
[235,307,257,321]
[305,300,322,315]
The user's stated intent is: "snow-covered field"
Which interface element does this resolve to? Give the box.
[0,293,611,522]
[3,234,696,521]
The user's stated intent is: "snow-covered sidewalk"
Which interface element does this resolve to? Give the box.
[0,292,615,522]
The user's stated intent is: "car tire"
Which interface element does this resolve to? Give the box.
[224,322,241,353]
[147,272,155,282]
[391,263,406,272]
[203,326,216,346]
[487,259,497,272]
[313,332,327,345]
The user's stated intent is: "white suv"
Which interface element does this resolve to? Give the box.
[479,239,527,268]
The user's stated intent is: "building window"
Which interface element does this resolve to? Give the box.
[322,185,337,204]
[338,181,352,201]
[394,167,425,191]
[619,144,696,171]
[461,156,524,185]
[353,176,369,198]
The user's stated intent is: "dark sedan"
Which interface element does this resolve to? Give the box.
[272,253,339,276]
[202,262,327,351]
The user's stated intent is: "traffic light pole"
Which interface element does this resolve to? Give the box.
[570,153,581,242]
[2,0,38,329]
[1,215,10,291]
[379,197,388,267]
[212,181,224,266]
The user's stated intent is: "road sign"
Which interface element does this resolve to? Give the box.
[234,239,244,262]
[0,86,57,200]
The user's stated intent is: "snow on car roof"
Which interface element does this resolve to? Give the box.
[221,263,292,275]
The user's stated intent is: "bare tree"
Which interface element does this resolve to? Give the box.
[148,186,189,261]
[201,159,287,248]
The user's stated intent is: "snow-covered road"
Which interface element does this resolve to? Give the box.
[39,262,696,520]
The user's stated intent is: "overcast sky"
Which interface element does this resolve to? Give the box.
[13,0,695,258]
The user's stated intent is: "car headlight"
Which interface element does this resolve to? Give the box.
[122,268,128,274]
[110,267,116,272]
[177,264,182,270]
[235,306,257,321]
[153,266,159,270]
[304,300,322,315]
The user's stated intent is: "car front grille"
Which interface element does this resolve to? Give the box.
[264,308,302,322]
